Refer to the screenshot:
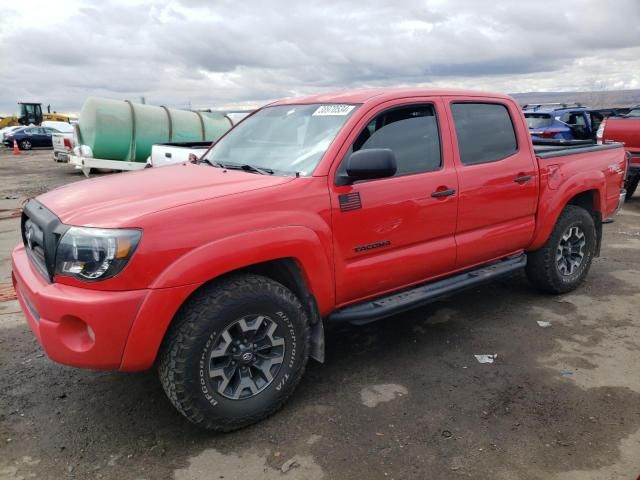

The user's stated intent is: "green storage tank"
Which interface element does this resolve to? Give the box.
[77,97,232,162]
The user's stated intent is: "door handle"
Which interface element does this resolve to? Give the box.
[514,175,532,183]
[431,188,456,198]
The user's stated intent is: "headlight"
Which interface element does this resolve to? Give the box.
[55,227,141,281]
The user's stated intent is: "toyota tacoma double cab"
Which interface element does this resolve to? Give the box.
[12,88,627,431]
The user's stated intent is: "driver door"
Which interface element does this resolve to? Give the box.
[329,98,459,305]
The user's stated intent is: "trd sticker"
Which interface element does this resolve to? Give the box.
[339,192,362,212]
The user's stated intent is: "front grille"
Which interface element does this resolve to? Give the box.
[21,200,68,282]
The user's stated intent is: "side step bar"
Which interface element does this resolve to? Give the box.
[329,254,527,326]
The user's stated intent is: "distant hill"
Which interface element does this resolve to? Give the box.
[510,90,640,109]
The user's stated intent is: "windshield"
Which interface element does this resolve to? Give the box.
[202,103,358,176]
[524,113,554,129]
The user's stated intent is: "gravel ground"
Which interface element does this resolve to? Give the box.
[1,149,639,480]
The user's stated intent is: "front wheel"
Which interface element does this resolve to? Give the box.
[158,274,310,431]
[19,140,32,150]
[526,205,596,294]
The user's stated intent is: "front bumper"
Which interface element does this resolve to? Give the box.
[12,245,148,369]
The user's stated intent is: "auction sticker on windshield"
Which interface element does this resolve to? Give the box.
[313,104,356,116]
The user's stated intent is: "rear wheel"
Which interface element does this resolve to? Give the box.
[526,205,596,294]
[19,140,32,150]
[158,274,310,431]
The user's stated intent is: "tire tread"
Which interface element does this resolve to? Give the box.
[158,274,310,432]
[526,205,596,294]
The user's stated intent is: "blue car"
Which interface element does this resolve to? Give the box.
[522,104,604,142]
[3,126,60,150]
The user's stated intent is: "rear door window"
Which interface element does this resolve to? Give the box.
[451,103,518,165]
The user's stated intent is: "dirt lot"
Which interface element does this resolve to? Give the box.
[1,149,639,480]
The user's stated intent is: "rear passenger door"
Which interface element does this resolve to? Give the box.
[447,99,538,268]
[330,98,458,305]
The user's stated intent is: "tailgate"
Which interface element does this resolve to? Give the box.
[51,134,65,150]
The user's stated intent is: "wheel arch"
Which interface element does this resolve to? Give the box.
[528,182,604,252]
[121,227,333,370]
[178,257,326,363]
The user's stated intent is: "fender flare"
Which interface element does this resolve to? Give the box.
[120,226,334,371]
[151,225,335,313]
[528,171,605,251]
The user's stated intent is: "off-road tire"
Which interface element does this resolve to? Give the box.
[526,205,596,294]
[158,274,310,431]
[625,175,639,200]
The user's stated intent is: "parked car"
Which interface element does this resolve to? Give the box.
[13,88,627,431]
[522,104,604,142]
[598,111,640,199]
[3,126,60,150]
[0,125,26,143]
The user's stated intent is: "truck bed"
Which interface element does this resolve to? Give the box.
[148,141,212,168]
[534,142,622,159]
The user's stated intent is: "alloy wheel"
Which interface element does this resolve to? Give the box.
[208,314,286,400]
[556,225,586,276]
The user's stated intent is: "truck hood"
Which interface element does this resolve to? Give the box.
[37,163,294,226]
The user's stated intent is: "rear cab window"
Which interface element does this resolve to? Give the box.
[451,102,518,165]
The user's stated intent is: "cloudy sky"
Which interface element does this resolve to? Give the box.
[1,0,639,115]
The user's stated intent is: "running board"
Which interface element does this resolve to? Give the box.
[329,254,527,326]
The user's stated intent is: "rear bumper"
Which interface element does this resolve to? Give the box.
[53,150,69,162]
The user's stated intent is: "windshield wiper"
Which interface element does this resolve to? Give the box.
[210,161,274,175]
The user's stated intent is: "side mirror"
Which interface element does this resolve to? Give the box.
[337,148,397,186]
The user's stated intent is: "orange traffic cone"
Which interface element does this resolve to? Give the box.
[12,140,20,155]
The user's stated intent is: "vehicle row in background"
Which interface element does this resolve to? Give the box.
[2,122,72,150]
[523,103,604,142]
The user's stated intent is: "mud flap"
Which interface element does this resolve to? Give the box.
[309,319,325,363]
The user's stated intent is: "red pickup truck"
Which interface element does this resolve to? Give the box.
[12,88,627,431]
[597,109,640,199]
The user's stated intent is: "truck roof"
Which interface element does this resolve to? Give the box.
[271,87,514,106]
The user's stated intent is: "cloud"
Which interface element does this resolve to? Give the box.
[0,0,639,114]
